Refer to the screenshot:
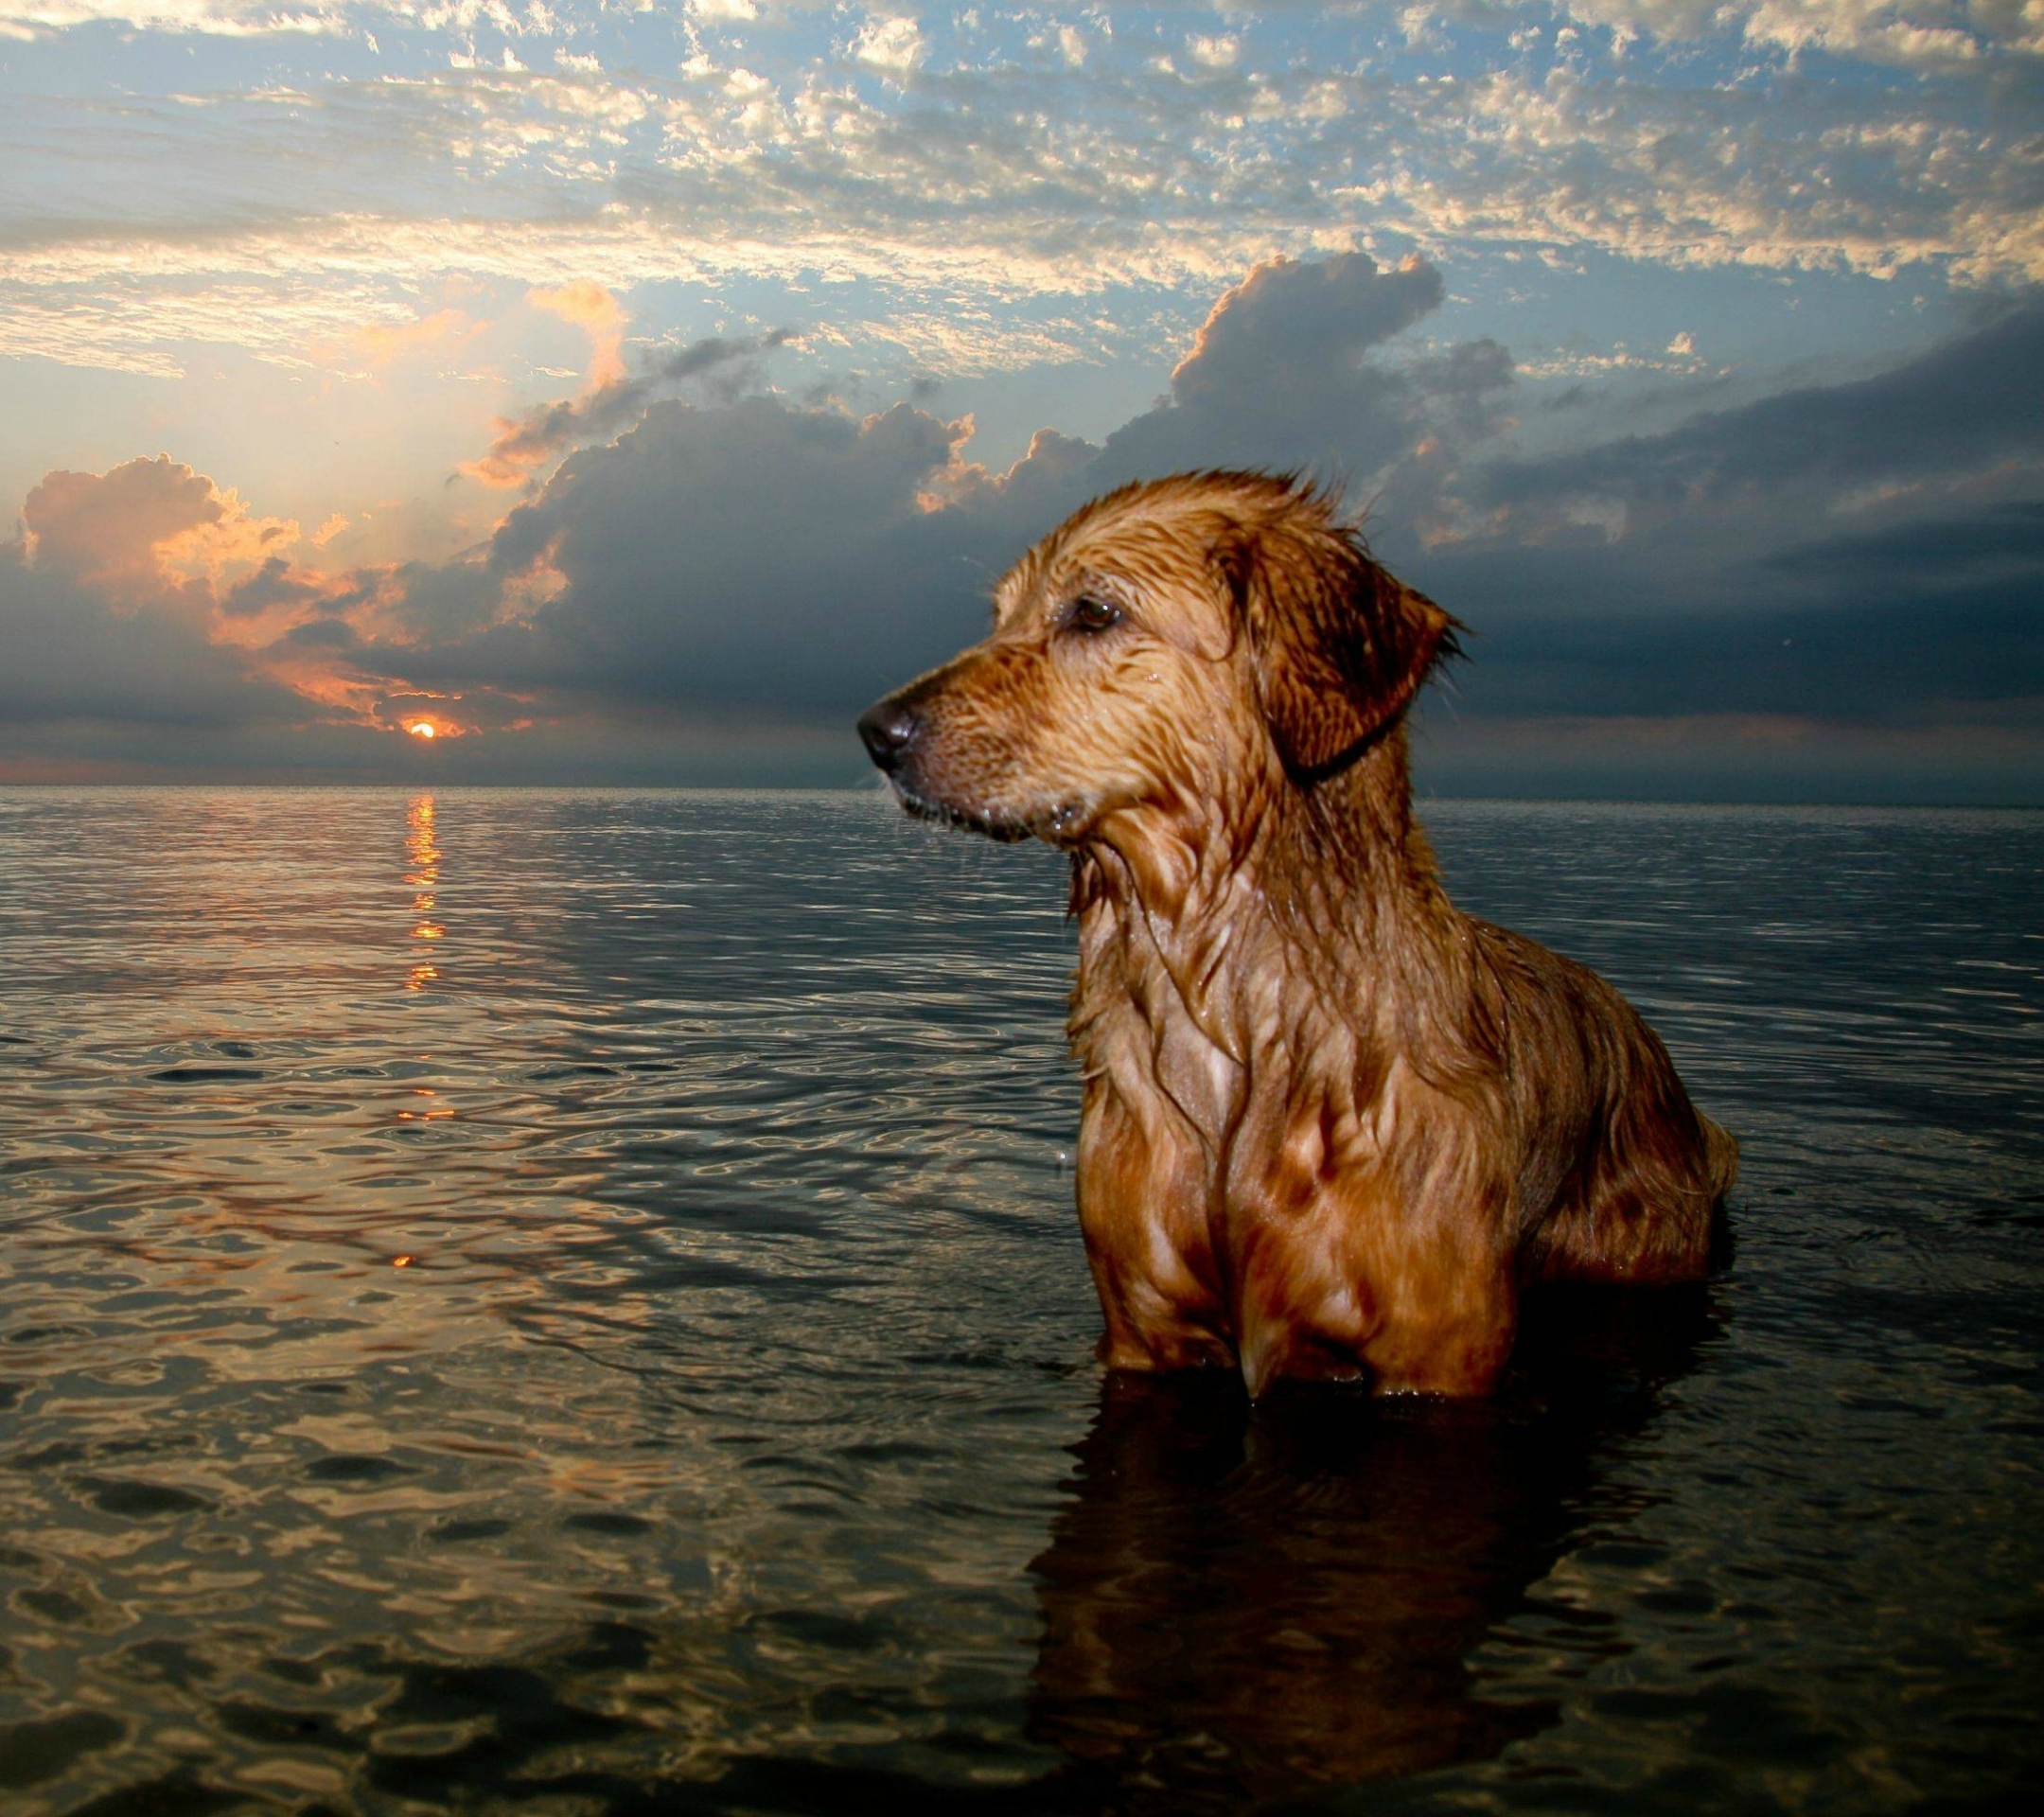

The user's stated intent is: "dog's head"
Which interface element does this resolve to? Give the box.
[857,471,1458,845]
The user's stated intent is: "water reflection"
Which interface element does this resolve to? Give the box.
[1026,1285,1719,1808]
[407,791,443,989]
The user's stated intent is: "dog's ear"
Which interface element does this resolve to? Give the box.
[1219,525,1457,776]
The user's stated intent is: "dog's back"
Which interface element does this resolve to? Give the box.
[1461,918,1736,1285]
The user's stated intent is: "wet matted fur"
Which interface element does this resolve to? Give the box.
[859,470,1736,1396]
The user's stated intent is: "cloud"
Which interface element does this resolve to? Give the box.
[849,13,927,78]
[410,394,985,713]
[1390,310,2044,755]
[7,13,2042,389]
[528,280,627,391]
[0,453,524,752]
[1477,296,2044,531]
[18,455,225,600]
[362,254,2043,761]
[462,328,797,488]
[1541,2,2043,66]
[278,614,361,649]
[1088,252,1512,531]
[1429,507,2044,725]
[363,250,1515,724]
[343,306,481,370]
[1411,709,2044,806]
[1,462,312,730]
[0,1,354,39]
[7,251,2040,800]
[0,556,299,733]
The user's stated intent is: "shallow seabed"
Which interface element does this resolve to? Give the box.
[1,788,2039,1813]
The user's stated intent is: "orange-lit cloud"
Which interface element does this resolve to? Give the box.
[454,447,540,491]
[341,307,485,371]
[456,281,636,489]
[8,225,2042,808]
[4,452,544,749]
[17,453,332,628]
[19,455,225,604]
[158,493,302,593]
[529,280,627,391]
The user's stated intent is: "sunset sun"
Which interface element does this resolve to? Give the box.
[408,722,436,740]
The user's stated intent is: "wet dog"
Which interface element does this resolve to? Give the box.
[859,471,1736,1395]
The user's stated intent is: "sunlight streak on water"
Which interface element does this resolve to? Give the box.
[0,789,2039,1809]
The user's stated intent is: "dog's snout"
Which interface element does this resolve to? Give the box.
[857,697,920,773]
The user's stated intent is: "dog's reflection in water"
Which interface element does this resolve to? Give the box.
[1026,1285,1718,1808]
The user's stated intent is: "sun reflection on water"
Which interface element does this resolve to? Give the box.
[406,793,444,988]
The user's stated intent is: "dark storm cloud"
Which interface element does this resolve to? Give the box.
[0,547,307,729]
[1406,500,2044,737]
[280,616,362,650]
[1091,252,1509,485]
[1758,499,2044,598]
[1403,308,2044,744]
[395,394,1007,713]
[379,556,505,642]
[1451,557,2043,724]
[1482,298,2044,516]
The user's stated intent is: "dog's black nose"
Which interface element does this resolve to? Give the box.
[857,698,919,772]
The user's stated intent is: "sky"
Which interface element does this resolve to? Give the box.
[2,2,2041,801]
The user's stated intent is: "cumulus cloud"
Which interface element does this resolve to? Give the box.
[362,250,1515,722]
[1095,254,1508,489]
[0,453,530,757]
[1,459,312,731]
[412,394,983,712]
[0,556,305,735]
[220,553,332,617]
[849,13,927,78]
[18,455,225,601]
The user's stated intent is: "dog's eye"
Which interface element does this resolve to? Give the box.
[1067,595,1122,633]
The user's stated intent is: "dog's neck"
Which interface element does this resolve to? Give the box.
[1070,725,1455,1066]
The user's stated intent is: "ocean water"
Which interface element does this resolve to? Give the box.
[0,786,2039,1813]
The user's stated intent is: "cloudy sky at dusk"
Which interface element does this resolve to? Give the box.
[2,2,2040,799]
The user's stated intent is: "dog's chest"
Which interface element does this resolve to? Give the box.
[1076,922,1243,1144]
[1146,996,1241,1140]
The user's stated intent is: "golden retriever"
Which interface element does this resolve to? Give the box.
[859,470,1736,1396]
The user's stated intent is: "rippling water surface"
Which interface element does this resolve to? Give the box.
[1,788,2039,1812]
